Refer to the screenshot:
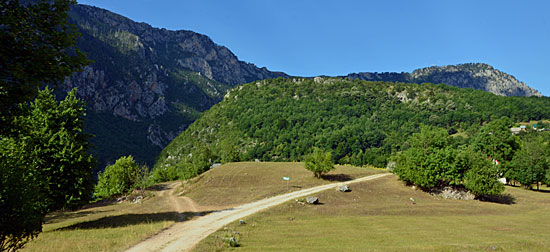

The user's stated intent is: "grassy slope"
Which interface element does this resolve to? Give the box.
[194,175,550,252]
[22,162,379,252]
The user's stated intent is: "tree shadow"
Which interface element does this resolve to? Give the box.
[44,209,114,224]
[54,211,213,230]
[321,174,353,182]
[146,184,171,191]
[477,194,516,205]
[531,188,550,193]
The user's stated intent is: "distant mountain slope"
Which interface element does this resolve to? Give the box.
[61,4,540,168]
[63,4,288,167]
[347,63,542,97]
[154,78,550,178]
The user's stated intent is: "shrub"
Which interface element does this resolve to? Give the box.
[304,148,335,178]
[94,156,146,198]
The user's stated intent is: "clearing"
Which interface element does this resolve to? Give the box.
[193,175,550,251]
[22,162,381,252]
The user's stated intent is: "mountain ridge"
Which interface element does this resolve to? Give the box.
[346,63,542,97]
[63,4,288,167]
[62,3,542,168]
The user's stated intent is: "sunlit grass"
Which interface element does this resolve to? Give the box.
[194,175,550,251]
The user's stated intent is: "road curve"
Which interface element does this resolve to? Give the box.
[125,173,391,252]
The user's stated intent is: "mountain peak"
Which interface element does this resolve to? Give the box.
[348,63,541,97]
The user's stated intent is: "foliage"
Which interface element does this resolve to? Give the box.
[510,135,549,189]
[393,126,457,188]
[393,125,504,196]
[0,138,42,252]
[471,117,520,178]
[155,77,550,182]
[0,1,91,250]
[304,148,335,178]
[462,149,504,196]
[1,88,94,251]
[0,0,87,134]
[94,156,148,198]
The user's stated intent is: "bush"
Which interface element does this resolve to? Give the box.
[94,156,147,198]
[394,126,504,196]
[304,148,335,178]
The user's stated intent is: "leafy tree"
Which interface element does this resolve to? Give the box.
[1,88,93,251]
[394,126,504,196]
[471,117,520,181]
[0,0,90,250]
[0,0,87,134]
[0,138,42,252]
[393,126,457,189]
[95,156,146,198]
[511,136,549,190]
[304,148,334,178]
[461,148,504,196]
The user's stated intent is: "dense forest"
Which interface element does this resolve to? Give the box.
[153,77,550,181]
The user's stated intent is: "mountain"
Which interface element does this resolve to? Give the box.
[346,63,542,97]
[62,4,288,167]
[153,77,550,180]
[61,4,541,169]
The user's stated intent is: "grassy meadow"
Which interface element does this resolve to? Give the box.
[194,175,550,252]
[183,162,384,207]
[21,162,380,252]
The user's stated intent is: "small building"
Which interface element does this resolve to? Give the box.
[510,127,522,134]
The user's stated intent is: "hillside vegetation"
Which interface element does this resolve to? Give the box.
[155,78,550,180]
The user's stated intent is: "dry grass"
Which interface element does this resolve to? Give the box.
[182,162,383,207]
[22,162,378,252]
[194,175,550,252]
[22,183,182,252]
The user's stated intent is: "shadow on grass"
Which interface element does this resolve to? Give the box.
[478,194,516,205]
[45,208,114,224]
[146,184,170,191]
[54,211,213,230]
[321,174,353,182]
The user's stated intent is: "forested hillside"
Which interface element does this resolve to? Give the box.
[62,4,288,167]
[154,78,550,180]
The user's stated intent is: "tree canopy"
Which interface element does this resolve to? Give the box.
[155,77,550,182]
[0,1,91,251]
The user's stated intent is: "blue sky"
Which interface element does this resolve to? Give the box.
[78,0,549,96]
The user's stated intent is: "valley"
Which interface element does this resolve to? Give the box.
[3,2,550,252]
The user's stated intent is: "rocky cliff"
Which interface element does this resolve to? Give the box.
[347,63,542,97]
[64,4,288,167]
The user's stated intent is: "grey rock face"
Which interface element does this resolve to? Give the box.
[63,4,288,167]
[347,63,542,97]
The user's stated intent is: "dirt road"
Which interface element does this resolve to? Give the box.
[125,173,390,252]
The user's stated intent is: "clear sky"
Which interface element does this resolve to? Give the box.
[77,0,549,96]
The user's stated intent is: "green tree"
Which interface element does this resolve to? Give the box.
[95,156,145,198]
[471,117,520,181]
[393,126,456,189]
[511,136,549,190]
[0,0,87,134]
[1,88,94,251]
[304,148,335,178]
[461,148,504,196]
[0,1,90,250]
[0,138,42,252]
